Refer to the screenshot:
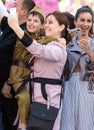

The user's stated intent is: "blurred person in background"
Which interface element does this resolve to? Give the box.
[0,1,8,130]
[64,11,75,29]
[0,0,35,130]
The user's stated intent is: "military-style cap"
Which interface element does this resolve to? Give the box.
[30,6,45,18]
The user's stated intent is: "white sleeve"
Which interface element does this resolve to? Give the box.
[0,0,9,16]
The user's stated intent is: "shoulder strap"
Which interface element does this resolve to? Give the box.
[15,56,35,95]
[32,77,61,101]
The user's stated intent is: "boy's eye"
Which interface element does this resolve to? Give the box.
[34,20,39,23]
[87,20,92,23]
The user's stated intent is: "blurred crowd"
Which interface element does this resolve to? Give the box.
[0,0,94,130]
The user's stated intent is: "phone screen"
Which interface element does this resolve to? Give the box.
[72,28,82,36]
[68,28,82,37]
[10,8,16,16]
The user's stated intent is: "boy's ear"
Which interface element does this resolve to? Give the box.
[40,23,45,29]
[74,20,77,26]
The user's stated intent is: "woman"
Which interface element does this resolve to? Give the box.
[8,11,71,130]
[60,6,94,130]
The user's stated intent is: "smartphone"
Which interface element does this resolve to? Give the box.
[68,28,82,36]
[72,28,82,36]
[10,7,16,16]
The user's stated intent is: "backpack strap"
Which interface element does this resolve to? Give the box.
[15,56,35,95]
[32,77,61,101]
[15,76,30,95]
[15,56,64,109]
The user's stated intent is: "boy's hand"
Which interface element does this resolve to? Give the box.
[1,83,13,98]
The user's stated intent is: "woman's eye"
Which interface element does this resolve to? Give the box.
[49,21,52,24]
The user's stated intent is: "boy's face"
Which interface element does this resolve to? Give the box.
[26,14,43,34]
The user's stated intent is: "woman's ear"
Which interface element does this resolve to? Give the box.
[59,24,65,32]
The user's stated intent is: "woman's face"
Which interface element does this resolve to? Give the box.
[44,15,63,39]
[26,14,43,34]
[74,12,93,36]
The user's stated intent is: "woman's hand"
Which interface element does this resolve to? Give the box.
[8,13,18,30]
[78,39,94,61]
[78,39,90,53]
[8,13,24,39]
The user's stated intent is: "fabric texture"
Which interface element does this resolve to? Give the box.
[25,39,67,130]
[8,33,57,125]
[60,36,94,130]
[60,72,94,130]
[27,102,59,130]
